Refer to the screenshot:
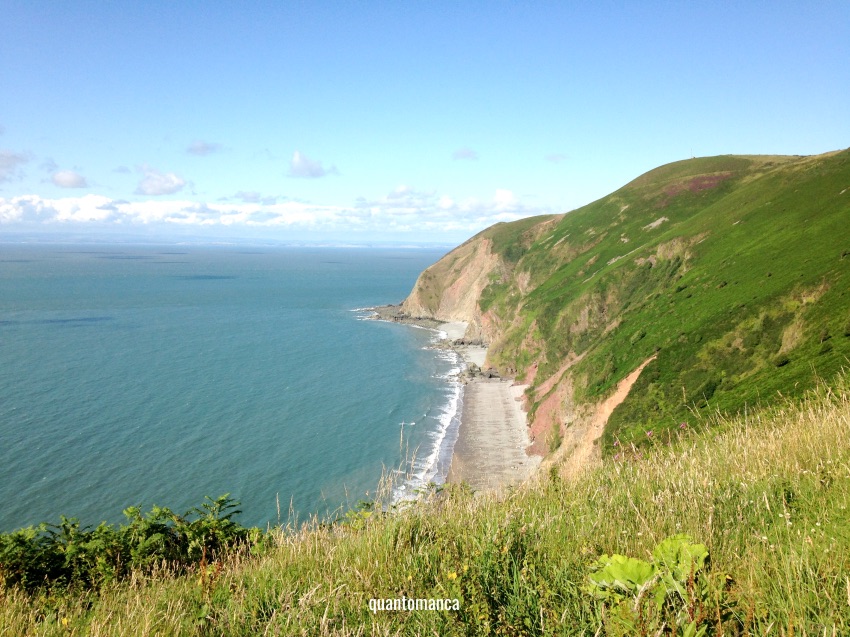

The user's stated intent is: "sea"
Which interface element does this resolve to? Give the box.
[0,244,464,532]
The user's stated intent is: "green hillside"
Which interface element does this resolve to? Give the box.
[465,150,850,448]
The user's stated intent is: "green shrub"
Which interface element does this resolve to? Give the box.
[585,535,729,636]
[773,354,790,367]
[0,495,255,593]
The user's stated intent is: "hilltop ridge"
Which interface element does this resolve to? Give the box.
[402,149,850,460]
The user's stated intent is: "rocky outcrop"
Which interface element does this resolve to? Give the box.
[402,237,503,341]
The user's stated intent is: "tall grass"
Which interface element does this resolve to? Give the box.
[3,379,850,635]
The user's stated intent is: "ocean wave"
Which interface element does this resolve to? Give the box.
[392,331,464,504]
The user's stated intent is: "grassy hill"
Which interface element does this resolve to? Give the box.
[408,149,850,450]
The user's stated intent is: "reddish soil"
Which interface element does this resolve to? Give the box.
[557,354,657,479]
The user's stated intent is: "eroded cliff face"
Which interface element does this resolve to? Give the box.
[401,237,503,342]
[401,228,569,452]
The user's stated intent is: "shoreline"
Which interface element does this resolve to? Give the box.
[366,304,541,493]
[446,377,541,491]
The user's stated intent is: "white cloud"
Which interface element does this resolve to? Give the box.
[493,189,517,210]
[351,186,542,233]
[230,191,279,205]
[1,185,551,240]
[546,153,568,163]
[288,151,338,178]
[0,197,24,222]
[135,166,186,196]
[387,184,414,199]
[0,194,344,228]
[452,147,479,161]
[0,150,29,183]
[231,190,261,203]
[52,170,88,188]
[187,140,222,156]
[1,194,114,223]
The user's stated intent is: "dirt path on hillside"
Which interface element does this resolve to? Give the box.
[558,354,657,479]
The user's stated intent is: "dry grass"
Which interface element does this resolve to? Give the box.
[4,379,850,635]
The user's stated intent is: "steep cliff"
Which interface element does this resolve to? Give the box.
[401,236,500,340]
[401,215,558,341]
[404,150,850,455]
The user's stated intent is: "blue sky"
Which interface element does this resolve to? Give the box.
[1,1,848,244]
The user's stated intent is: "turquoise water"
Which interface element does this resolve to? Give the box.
[0,245,459,531]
